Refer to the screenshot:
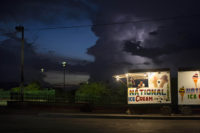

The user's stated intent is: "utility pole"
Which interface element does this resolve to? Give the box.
[62,61,67,90]
[15,26,24,101]
[64,67,66,89]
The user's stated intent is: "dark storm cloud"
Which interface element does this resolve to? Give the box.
[0,0,96,23]
[149,31,158,36]
[1,0,200,82]
[0,32,89,84]
[124,17,200,65]
[87,0,200,80]
[0,0,94,84]
[0,37,44,83]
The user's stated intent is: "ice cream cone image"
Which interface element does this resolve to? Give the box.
[192,73,198,88]
[159,75,168,88]
[179,87,185,101]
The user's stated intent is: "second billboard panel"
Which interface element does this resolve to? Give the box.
[178,71,200,105]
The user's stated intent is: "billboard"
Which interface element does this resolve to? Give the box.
[128,71,171,104]
[178,71,200,105]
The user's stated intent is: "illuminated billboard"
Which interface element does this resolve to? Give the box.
[178,71,200,105]
[128,71,171,104]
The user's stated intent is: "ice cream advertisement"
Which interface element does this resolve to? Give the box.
[128,71,171,104]
[178,71,200,105]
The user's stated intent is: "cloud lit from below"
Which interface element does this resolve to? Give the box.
[44,71,89,86]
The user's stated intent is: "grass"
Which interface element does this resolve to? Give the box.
[0,100,7,106]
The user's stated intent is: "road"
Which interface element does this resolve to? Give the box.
[0,114,200,133]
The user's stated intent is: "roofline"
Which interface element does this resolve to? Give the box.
[128,68,170,73]
[178,67,200,71]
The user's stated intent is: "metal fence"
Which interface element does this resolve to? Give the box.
[0,92,126,105]
[75,96,126,105]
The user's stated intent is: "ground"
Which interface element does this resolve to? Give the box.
[0,114,200,133]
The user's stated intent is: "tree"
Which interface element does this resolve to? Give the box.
[24,82,40,90]
[75,82,109,98]
[11,82,41,92]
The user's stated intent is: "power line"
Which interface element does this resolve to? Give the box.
[27,13,200,31]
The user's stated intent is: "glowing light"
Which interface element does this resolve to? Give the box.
[149,72,155,79]
[144,73,147,77]
[41,68,44,72]
[116,76,120,81]
[62,61,67,67]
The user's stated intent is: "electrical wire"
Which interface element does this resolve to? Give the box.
[27,13,200,31]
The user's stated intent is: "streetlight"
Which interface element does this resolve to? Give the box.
[41,68,44,73]
[114,75,127,86]
[116,76,120,81]
[62,61,67,89]
[15,25,24,101]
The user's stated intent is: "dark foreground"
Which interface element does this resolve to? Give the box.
[0,114,200,133]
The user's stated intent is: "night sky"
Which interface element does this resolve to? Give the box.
[1,0,200,86]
